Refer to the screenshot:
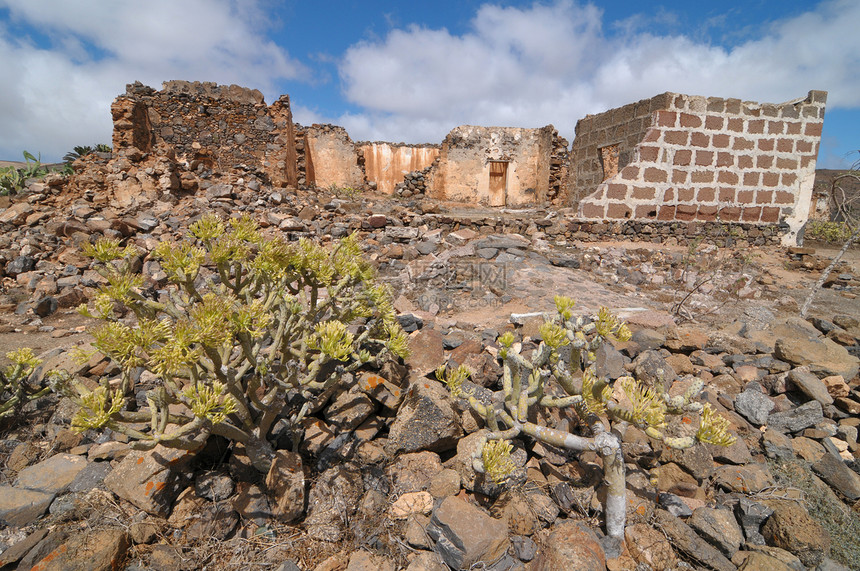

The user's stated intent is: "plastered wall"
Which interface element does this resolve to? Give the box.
[303,124,365,190]
[358,142,440,195]
[427,125,554,206]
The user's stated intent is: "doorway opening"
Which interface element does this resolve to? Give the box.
[489,161,508,206]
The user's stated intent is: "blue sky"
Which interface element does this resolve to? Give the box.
[0,0,857,168]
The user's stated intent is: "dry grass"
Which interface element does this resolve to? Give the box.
[768,457,860,570]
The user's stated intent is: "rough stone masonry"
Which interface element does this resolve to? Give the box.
[109,81,827,246]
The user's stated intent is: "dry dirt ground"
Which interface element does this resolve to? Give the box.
[1,238,857,369]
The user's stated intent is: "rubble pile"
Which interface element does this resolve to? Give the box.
[0,153,859,571]
[394,163,435,199]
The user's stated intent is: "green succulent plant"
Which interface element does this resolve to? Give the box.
[439,296,735,539]
[61,214,407,470]
[0,348,52,419]
[0,151,53,195]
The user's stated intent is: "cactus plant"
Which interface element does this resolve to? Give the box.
[60,214,408,470]
[438,296,735,539]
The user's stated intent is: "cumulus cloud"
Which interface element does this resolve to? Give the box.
[338,0,860,150]
[2,0,857,166]
[0,0,306,161]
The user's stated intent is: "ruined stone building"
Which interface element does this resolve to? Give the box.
[108,81,826,245]
[427,125,554,207]
[111,81,297,188]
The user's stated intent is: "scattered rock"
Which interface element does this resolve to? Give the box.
[653,509,736,571]
[406,328,445,377]
[735,497,773,546]
[787,367,834,406]
[625,523,678,570]
[532,520,606,571]
[25,528,129,571]
[195,469,235,502]
[712,463,775,493]
[811,451,860,500]
[734,387,775,426]
[386,379,463,455]
[103,445,195,517]
[0,485,54,526]
[426,495,509,570]
[767,400,824,434]
[305,464,364,542]
[15,453,88,494]
[761,500,831,568]
[390,491,433,519]
[688,506,744,558]
[265,450,306,522]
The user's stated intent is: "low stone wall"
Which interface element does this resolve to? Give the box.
[419,214,782,248]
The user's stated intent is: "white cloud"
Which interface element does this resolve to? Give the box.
[337,0,860,146]
[2,0,857,165]
[0,0,306,161]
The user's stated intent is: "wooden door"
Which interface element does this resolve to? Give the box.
[489,161,507,207]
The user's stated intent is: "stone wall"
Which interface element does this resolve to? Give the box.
[393,162,437,198]
[548,130,570,204]
[571,91,826,245]
[302,124,365,190]
[427,125,554,206]
[358,142,440,195]
[111,81,297,187]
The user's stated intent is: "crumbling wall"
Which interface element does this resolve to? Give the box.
[111,81,297,187]
[358,142,440,195]
[566,94,672,206]
[427,125,554,206]
[303,124,365,190]
[572,91,826,245]
[393,160,438,198]
[264,97,298,188]
[548,130,570,204]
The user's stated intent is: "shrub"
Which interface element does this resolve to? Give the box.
[438,297,735,539]
[326,183,361,199]
[0,151,51,195]
[769,457,860,568]
[805,220,854,244]
[0,348,51,420]
[62,144,111,164]
[60,215,408,470]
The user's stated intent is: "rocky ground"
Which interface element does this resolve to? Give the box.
[1,156,860,570]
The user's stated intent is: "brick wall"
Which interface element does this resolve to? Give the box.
[111,81,296,187]
[566,93,673,206]
[572,91,826,245]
